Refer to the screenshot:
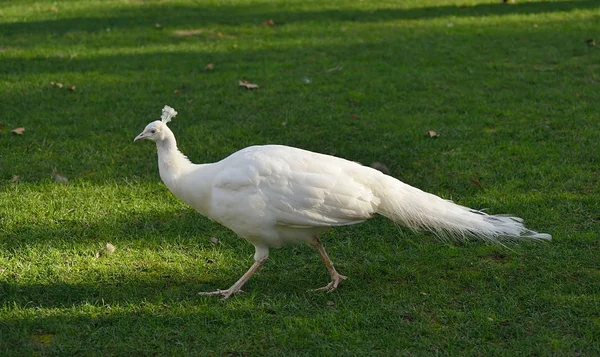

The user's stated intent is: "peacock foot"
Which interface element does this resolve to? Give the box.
[310,273,348,293]
[198,288,245,300]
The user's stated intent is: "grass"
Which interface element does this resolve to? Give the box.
[1,0,599,355]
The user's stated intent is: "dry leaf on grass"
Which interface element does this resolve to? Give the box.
[95,242,116,258]
[262,19,275,26]
[0,124,4,131]
[204,63,215,71]
[239,80,259,89]
[68,85,76,92]
[50,6,57,12]
[210,237,219,245]
[9,175,19,183]
[174,89,181,94]
[174,29,204,37]
[52,171,68,183]
[585,39,596,47]
[155,23,163,29]
[11,127,25,135]
[471,178,484,189]
[426,130,439,138]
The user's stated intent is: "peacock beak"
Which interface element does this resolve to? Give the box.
[133,132,146,142]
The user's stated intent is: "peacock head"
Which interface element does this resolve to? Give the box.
[134,105,178,143]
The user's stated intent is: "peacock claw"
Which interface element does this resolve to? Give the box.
[198,288,245,300]
[310,273,348,293]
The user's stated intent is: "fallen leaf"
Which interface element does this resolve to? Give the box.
[11,127,25,135]
[370,162,390,175]
[55,82,63,88]
[9,175,19,183]
[239,80,259,89]
[326,301,335,307]
[173,89,180,94]
[471,178,483,189]
[426,130,439,138]
[105,242,116,253]
[50,6,57,12]
[350,114,360,119]
[69,53,77,60]
[155,23,163,29]
[204,63,215,71]
[96,242,116,258]
[210,237,219,245]
[52,171,68,183]
[585,39,596,47]
[217,32,223,38]
[0,124,4,131]
[533,24,538,28]
[174,29,204,37]
[68,85,76,92]
[262,19,275,26]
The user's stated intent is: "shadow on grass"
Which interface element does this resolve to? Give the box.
[0,208,354,308]
[2,0,598,36]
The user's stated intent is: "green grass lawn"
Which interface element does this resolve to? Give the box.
[1,0,599,355]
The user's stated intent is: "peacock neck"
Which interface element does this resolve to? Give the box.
[156,129,193,184]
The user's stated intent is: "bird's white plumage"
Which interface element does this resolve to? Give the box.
[205,145,380,247]
[135,105,551,298]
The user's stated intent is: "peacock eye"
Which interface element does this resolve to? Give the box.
[150,129,156,134]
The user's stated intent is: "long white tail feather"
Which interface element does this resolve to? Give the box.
[374,175,551,243]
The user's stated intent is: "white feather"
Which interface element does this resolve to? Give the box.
[161,105,177,123]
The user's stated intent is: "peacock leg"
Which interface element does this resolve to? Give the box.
[309,236,347,292]
[199,247,269,300]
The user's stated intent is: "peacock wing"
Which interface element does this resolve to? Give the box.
[217,146,380,228]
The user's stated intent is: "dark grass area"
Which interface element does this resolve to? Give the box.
[1,0,599,355]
